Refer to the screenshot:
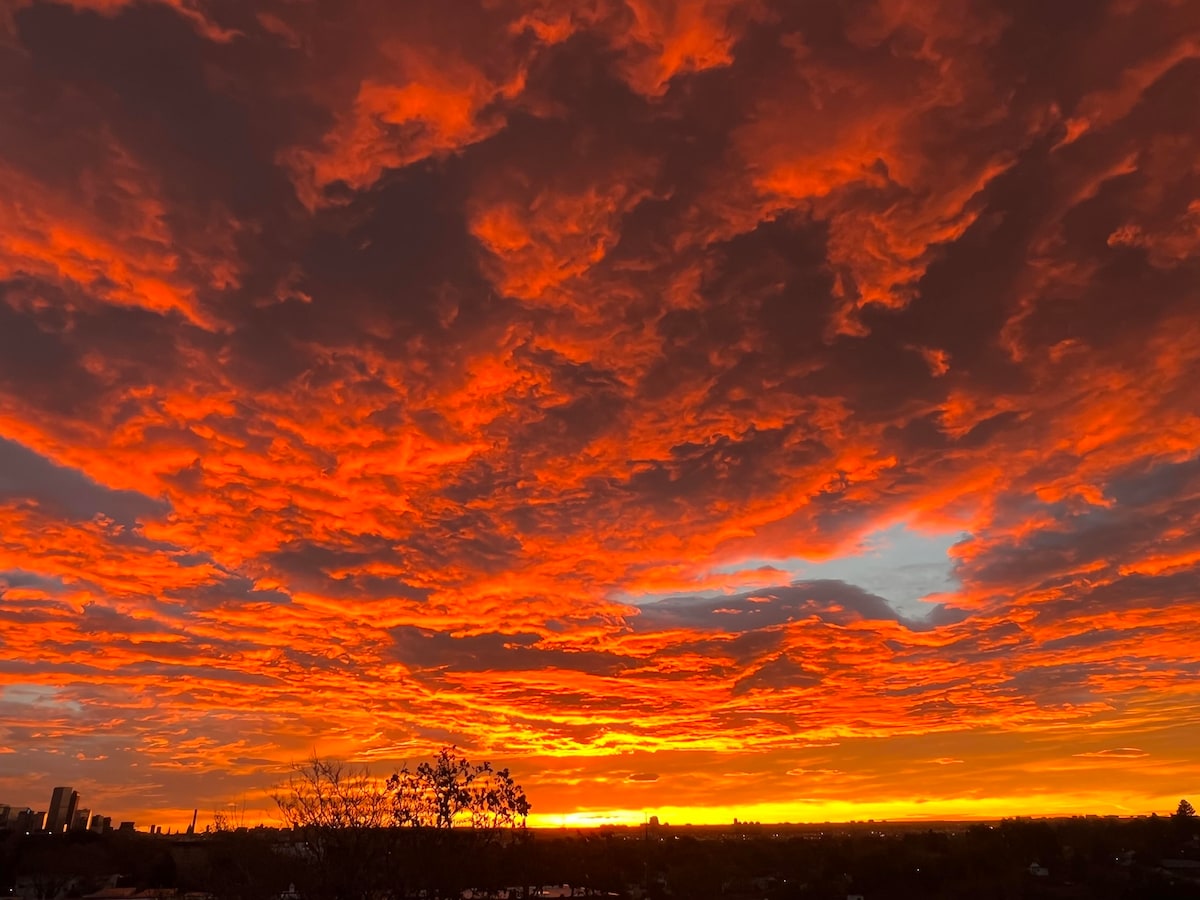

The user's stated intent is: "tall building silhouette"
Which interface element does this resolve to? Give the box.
[66,791,78,830]
[46,787,78,833]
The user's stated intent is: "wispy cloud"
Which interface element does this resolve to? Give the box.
[1072,749,1150,760]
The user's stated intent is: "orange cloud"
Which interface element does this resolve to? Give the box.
[614,0,754,96]
[1,0,1200,830]
[286,52,527,207]
[0,157,228,328]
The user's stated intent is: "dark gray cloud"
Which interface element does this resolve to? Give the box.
[389,627,630,678]
[0,436,168,525]
[732,654,823,695]
[636,580,915,633]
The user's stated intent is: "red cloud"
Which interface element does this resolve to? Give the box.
[1,0,1199,827]
[286,53,527,208]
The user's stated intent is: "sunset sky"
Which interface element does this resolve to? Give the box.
[2,0,1199,829]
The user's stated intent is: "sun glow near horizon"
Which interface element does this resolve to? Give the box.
[526,795,1175,830]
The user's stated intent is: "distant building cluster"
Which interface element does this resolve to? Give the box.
[0,786,116,834]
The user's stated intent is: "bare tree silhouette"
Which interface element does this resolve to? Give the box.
[274,756,391,900]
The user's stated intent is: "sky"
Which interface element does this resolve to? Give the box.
[1,0,1199,830]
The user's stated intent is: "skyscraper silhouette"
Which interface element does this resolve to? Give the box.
[46,787,78,833]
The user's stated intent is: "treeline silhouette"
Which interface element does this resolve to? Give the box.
[5,812,1200,900]
[2,753,1197,900]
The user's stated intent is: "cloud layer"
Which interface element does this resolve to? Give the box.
[1,0,1199,825]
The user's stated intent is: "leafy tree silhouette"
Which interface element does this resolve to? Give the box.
[388,746,530,898]
[1173,798,1198,840]
[388,745,530,830]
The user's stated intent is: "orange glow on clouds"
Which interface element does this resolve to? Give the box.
[1,0,1200,829]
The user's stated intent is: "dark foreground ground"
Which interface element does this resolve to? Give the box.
[4,815,1199,900]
